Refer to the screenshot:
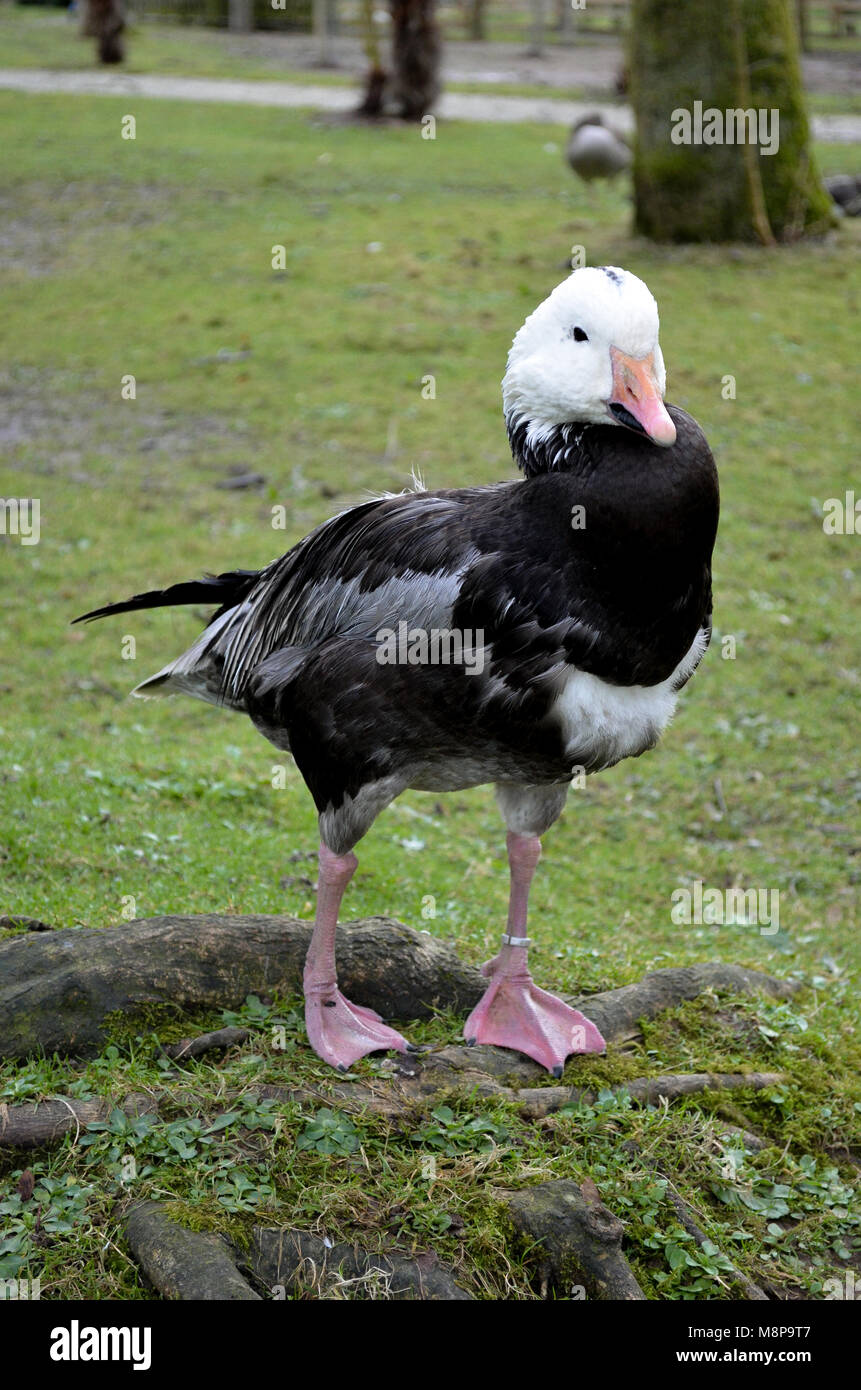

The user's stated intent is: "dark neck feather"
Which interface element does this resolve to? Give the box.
[506,413,595,479]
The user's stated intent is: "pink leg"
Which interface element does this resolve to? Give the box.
[303,843,412,1071]
[463,831,605,1075]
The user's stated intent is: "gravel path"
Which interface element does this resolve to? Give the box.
[3,66,861,142]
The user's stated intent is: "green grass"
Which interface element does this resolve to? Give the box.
[0,92,859,1300]
[1,6,859,114]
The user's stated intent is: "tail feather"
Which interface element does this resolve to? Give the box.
[73,570,259,626]
[74,568,262,709]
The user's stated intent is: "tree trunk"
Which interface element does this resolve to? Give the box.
[83,0,125,64]
[389,0,442,120]
[630,0,833,242]
[312,0,333,65]
[527,0,546,55]
[357,0,389,116]
[228,0,254,33]
[467,0,487,40]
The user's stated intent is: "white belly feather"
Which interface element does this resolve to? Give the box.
[553,627,710,770]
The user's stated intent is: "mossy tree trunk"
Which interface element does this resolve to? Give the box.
[630,0,832,243]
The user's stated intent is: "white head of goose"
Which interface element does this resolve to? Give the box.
[503,265,675,454]
[76,266,719,1076]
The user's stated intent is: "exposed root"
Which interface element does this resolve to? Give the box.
[621,1140,769,1301]
[0,1092,158,1151]
[497,1179,646,1300]
[162,1027,250,1061]
[250,1227,473,1300]
[514,1071,786,1120]
[124,1201,260,1300]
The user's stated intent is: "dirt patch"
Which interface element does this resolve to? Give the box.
[0,366,257,487]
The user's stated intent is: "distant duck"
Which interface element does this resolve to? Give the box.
[76,267,719,1078]
[566,113,631,183]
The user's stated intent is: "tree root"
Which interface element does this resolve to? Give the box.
[0,909,796,1064]
[0,914,484,1059]
[621,1140,769,1301]
[665,1186,768,1300]
[0,1092,158,1150]
[0,909,796,1062]
[255,1059,785,1125]
[569,962,796,1046]
[0,914,802,1301]
[514,1070,786,1120]
[162,1027,250,1061]
[124,1201,261,1300]
[497,1179,646,1299]
[249,1227,474,1300]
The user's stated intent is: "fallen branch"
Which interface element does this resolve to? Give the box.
[162,1027,250,1061]
[250,1227,473,1300]
[0,1092,158,1150]
[498,1179,646,1300]
[124,1201,260,1301]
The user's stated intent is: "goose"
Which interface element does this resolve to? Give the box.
[75,266,719,1076]
[566,113,631,184]
[824,173,861,217]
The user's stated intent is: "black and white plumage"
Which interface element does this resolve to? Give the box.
[76,267,719,1073]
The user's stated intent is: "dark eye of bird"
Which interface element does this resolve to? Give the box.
[571,327,589,342]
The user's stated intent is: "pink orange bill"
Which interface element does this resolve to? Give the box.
[609,346,677,447]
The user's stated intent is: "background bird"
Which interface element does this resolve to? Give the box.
[824,173,861,217]
[76,267,719,1077]
[566,113,632,184]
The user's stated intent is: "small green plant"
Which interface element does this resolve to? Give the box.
[296,1108,359,1157]
[0,1171,95,1279]
[211,1161,276,1213]
[410,1105,509,1157]
[645,1226,740,1297]
[79,1095,281,1178]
